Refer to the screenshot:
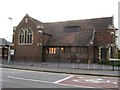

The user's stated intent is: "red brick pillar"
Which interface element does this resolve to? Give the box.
[36,25,44,62]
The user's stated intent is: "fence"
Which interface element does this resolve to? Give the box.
[2,59,119,71]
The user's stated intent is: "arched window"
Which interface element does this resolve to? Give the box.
[27,29,32,43]
[19,30,24,43]
[19,28,33,44]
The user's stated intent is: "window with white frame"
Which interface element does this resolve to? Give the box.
[19,28,33,44]
[19,30,24,43]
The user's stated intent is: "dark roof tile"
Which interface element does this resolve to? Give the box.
[31,16,112,46]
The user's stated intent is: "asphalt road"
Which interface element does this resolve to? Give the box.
[1,67,119,90]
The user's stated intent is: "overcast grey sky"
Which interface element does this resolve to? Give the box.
[0,0,119,47]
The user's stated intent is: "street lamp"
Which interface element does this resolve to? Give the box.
[8,17,12,63]
[8,17,12,42]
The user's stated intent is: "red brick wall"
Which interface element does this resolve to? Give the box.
[14,15,42,62]
[95,29,115,46]
[44,47,88,63]
[93,29,116,62]
[13,15,51,62]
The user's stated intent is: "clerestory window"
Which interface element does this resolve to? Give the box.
[64,26,81,33]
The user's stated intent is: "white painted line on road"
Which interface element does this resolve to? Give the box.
[54,75,96,88]
[78,77,83,79]
[8,76,53,84]
[53,75,74,84]
[8,75,95,88]
[53,82,95,88]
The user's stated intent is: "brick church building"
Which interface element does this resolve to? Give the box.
[12,14,117,63]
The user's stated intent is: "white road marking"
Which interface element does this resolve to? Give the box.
[8,76,53,84]
[8,75,95,88]
[78,77,83,79]
[53,82,95,88]
[85,79,103,83]
[53,75,74,84]
[72,76,118,85]
[73,79,79,82]
[97,78,103,80]
[85,79,117,84]
[107,80,110,83]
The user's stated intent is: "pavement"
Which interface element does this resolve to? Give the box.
[1,62,119,77]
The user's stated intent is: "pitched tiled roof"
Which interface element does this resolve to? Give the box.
[30,17,43,26]
[30,15,112,46]
[43,17,112,46]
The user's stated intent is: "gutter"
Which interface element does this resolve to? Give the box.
[88,29,96,45]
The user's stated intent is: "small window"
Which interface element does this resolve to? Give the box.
[64,26,81,33]
[76,47,87,54]
[46,47,56,54]
[25,18,28,23]
[61,47,65,53]
[64,47,71,53]
[49,48,56,54]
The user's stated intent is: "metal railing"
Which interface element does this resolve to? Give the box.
[2,59,119,71]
